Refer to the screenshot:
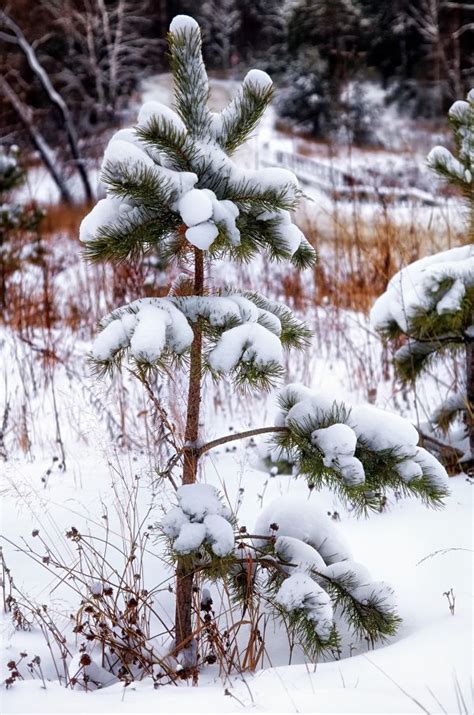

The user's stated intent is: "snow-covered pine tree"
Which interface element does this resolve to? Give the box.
[80,15,448,669]
[371,89,474,464]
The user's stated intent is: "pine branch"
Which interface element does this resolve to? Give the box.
[168,24,212,138]
[270,406,449,514]
[217,79,274,154]
[225,179,300,213]
[101,160,178,210]
[135,118,196,172]
[83,207,179,263]
[432,393,467,433]
[291,238,318,269]
[199,426,288,456]
[244,291,312,350]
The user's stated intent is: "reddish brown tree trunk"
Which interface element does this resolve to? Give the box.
[175,248,204,660]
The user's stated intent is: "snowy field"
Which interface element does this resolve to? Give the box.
[1,73,473,714]
[1,363,472,713]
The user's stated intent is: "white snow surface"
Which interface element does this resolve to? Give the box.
[254,496,352,565]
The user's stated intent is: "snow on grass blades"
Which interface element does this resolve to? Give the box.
[79,16,316,268]
[271,383,449,513]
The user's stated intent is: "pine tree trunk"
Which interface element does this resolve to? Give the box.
[467,336,474,460]
[175,247,204,661]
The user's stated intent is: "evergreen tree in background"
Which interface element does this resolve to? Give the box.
[194,0,241,71]
[0,145,43,311]
[81,15,448,672]
[276,0,375,140]
[371,89,474,465]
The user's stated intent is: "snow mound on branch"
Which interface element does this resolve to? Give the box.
[324,560,371,587]
[254,496,352,565]
[208,322,283,373]
[258,209,304,257]
[178,189,213,226]
[275,573,334,640]
[275,535,327,574]
[79,196,128,244]
[162,484,234,556]
[137,101,186,133]
[91,298,194,363]
[277,383,449,489]
[244,69,273,91]
[311,424,364,486]
[102,138,156,173]
[185,221,219,249]
[370,245,474,333]
[169,15,199,35]
[102,133,198,196]
[349,405,418,455]
[427,146,467,180]
[412,447,451,489]
[176,188,240,250]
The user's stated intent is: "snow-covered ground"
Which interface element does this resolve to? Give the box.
[1,314,472,713]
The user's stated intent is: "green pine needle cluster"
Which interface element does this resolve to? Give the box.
[271,396,448,513]
[230,547,400,660]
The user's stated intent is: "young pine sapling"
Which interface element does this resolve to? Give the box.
[371,89,474,465]
[81,16,449,670]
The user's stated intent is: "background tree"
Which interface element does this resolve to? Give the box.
[194,0,241,71]
[80,15,448,671]
[0,144,44,311]
[371,89,474,464]
[0,1,158,197]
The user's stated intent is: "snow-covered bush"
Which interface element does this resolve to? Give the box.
[276,46,333,138]
[372,90,474,463]
[159,486,401,659]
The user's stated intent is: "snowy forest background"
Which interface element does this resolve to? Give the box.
[0,2,473,714]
